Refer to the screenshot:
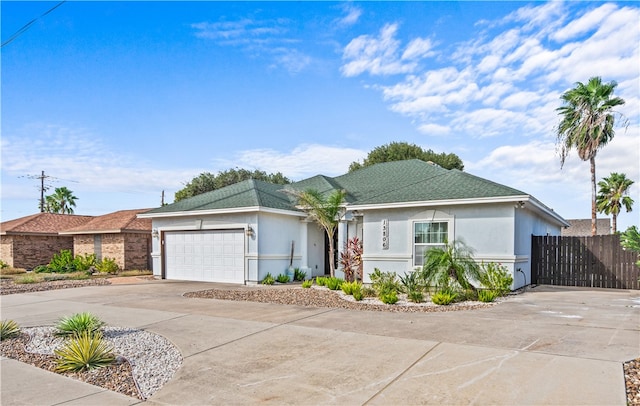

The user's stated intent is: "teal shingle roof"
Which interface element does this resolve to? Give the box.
[147,179,295,214]
[147,160,527,214]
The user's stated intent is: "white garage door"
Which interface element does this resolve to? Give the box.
[164,230,245,283]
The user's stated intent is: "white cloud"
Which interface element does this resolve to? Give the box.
[551,3,617,42]
[402,38,436,60]
[417,123,451,136]
[1,124,194,198]
[342,1,640,152]
[213,144,367,180]
[336,4,362,27]
[191,17,312,74]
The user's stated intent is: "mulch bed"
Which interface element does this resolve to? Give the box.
[0,278,111,295]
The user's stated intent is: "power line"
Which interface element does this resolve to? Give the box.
[1,1,66,49]
[20,170,78,212]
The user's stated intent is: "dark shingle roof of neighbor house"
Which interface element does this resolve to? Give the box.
[0,213,94,235]
[146,160,528,215]
[61,209,152,234]
[561,218,611,236]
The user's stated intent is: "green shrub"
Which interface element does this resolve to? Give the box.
[325,277,343,290]
[479,262,513,296]
[478,289,499,303]
[458,288,478,301]
[261,273,275,285]
[95,258,119,274]
[399,271,423,293]
[49,250,77,273]
[293,268,306,281]
[14,274,43,284]
[33,265,50,274]
[74,253,97,273]
[380,290,398,304]
[301,279,313,288]
[0,320,21,340]
[407,290,424,303]
[56,312,105,338]
[361,286,377,297]
[276,273,290,283]
[431,289,457,305]
[352,285,364,301]
[55,331,115,372]
[0,260,9,270]
[315,276,327,287]
[341,281,361,295]
[370,268,401,295]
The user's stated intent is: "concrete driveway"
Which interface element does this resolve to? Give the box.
[1,281,638,405]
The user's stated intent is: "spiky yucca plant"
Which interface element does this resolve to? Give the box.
[0,319,21,340]
[55,312,105,338]
[55,330,115,372]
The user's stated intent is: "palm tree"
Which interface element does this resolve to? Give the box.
[44,187,78,214]
[285,188,346,277]
[556,76,626,236]
[596,173,634,233]
[419,239,481,291]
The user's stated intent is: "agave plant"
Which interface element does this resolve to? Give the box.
[55,312,105,338]
[55,330,115,372]
[0,319,21,340]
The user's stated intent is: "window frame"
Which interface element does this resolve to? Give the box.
[412,220,452,267]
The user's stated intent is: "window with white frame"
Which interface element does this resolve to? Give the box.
[413,221,448,267]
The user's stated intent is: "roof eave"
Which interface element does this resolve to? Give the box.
[346,195,533,210]
[138,206,306,219]
[347,195,569,227]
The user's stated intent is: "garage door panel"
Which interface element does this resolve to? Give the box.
[165,230,244,283]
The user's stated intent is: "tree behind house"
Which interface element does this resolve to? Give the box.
[556,76,626,235]
[44,187,78,214]
[596,172,634,233]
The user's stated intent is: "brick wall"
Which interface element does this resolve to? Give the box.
[73,235,94,257]
[5,235,74,269]
[102,234,125,269]
[1,237,14,267]
[124,233,151,270]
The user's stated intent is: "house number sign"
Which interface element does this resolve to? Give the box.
[382,219,389,250]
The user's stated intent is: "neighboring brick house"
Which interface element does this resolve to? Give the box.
[0,213,93,269]
[561,219,611,236]
[60,209,152,271]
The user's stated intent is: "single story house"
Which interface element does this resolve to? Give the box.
[60,209,152,271]
[0,213,93,269]
[1,209,152,271]
[140,160,569,289]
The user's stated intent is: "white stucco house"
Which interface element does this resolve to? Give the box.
[139,160,568,289]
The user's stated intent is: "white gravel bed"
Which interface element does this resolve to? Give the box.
[23,326,182,399]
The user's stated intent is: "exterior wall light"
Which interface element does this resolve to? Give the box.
[152,228,159,239]
[246,226,255,237]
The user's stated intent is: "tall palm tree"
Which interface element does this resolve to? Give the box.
[556,76,626,236]
[44,187,78,214]
[596,172,634,233]
[285,188,346,277]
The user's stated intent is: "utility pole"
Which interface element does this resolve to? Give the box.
[21,170,53,212]
[161,190,165,206]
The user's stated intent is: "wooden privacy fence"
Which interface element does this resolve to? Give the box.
[531,234,640,290]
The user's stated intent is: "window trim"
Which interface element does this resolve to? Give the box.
[412,219,453,267]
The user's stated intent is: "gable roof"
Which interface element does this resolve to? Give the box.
[146,179,296,215]
[60,209,152,235]
[0,213,94,236]
[142,160,564,226]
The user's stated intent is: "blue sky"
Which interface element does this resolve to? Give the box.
[2,1,639,231]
